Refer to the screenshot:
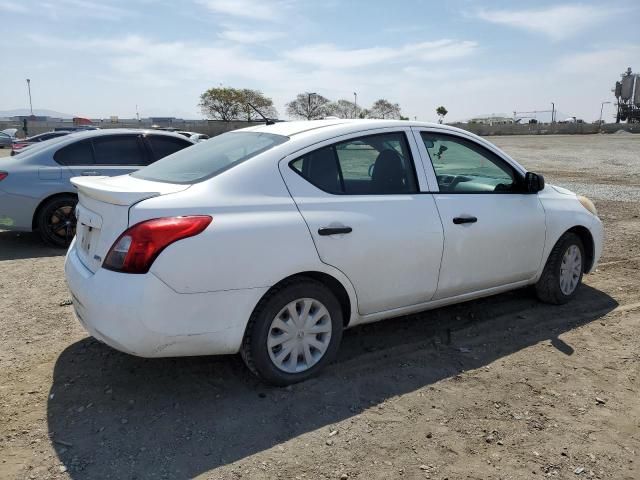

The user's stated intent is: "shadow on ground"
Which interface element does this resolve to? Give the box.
[0,231,64,261]
[47,285,617,479]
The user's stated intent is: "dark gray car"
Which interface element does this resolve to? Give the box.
[0,129,194,246]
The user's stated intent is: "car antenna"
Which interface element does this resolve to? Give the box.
[247,103,275,125]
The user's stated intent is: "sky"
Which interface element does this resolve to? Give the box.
[1,0,639,122]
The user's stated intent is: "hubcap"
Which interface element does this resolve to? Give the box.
[559,244,582,295]
[48,205,76,242]
[267,298,332,374]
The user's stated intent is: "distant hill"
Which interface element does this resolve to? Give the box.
[0,108,74,119]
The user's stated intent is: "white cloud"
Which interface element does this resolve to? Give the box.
[476,5,611,40]
[196,0,283,21]
[0,1,27,13]
[218,26,285,44]
[284,40,478,69]
[33,0,130,20]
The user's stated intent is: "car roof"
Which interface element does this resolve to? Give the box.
[241,119,472,139]
[61,128,192,140]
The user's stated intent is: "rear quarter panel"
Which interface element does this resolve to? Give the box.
[129,155,359,313]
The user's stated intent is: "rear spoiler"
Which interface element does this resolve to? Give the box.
[70,175,189,206]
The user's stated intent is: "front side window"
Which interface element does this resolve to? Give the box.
[146,135,192,162]
[92,135,146,166]
[133,131,288,184]
[290,132,418,195]
[421,133,521,193]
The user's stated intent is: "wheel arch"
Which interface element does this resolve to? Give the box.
[31,191,78,231]
[253,271,355,328]
[566,225,595,273]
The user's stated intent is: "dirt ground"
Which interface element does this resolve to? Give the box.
[0,135,639,480]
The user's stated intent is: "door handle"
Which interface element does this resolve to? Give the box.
[318,226,352,236]
[81,171,99,176]
[453,216,477,224]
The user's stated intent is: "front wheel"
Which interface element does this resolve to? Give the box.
[535,232,585,304]
[36,195,78,247]
[241,278,344,386]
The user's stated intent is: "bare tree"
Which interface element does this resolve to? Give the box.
[285,92,331,120]
[369,99,402,119]
[327,99,359,119]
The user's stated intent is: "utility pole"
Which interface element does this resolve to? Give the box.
[136,104,140,122]
[551,102,555,123]
[307,92,316,120]
[353,92,357,118]
[599,101,611,125]
[26,78,33,116]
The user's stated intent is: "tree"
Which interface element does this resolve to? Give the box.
[286,93,331,120]
[240,89,277,121]
[199,87,277,121]
[327,99,359,119]
[369,99,402,119]
[436,106,448,124]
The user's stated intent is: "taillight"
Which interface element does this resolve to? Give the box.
[103,216,212,274]
[0,172,7,181]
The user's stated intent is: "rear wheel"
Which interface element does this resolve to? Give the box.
[241,278,343,386]
[36,195,78,247]
[535,232,584,304]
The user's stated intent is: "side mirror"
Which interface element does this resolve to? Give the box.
[525,172,545,193]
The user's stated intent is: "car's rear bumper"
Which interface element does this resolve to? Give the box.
[0,190,36,231]
[64,240,267,357]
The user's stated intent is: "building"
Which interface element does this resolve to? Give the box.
[468,115,514,126]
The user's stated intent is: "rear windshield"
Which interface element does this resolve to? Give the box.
[132,131,288,184]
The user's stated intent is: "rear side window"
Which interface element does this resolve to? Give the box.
[146,136,192,161]
[93,135,146,166]
[133,131,288,184]
[290,132,418,195]
[54,140,94,166]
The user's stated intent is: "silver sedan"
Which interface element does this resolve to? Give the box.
[0,128,194,246]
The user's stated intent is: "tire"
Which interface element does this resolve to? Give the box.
[535,232,585,305]
[36,195,78,248]
[241,278,344,386]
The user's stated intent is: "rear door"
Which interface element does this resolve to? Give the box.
[280,128,444,316]
[57,134,148,179]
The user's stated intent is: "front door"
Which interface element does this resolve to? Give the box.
[414,129,546,300]
[280,129,444,316]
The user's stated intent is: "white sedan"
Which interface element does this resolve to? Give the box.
[64,120,603,385]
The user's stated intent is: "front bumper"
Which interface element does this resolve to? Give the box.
[588,215,604,273]
[64,240,267,357]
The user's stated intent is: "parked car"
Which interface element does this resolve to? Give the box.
[0,129,194,246]
[11,130,72,156]
[177,131,210,142]
[0,131,13,148]
[64,120,603,385]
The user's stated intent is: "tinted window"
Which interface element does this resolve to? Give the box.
[290,132,418,195]
[92,135,145,166]
[146,136,191,161]
[421,133,520,193]
[54,140,94,166]
[133,131,288,184]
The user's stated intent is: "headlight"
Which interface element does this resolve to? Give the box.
[578,195,598,216]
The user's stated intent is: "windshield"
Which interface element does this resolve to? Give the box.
[132,131,288,184]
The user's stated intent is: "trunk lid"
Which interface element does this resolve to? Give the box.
[71,175,190,273]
